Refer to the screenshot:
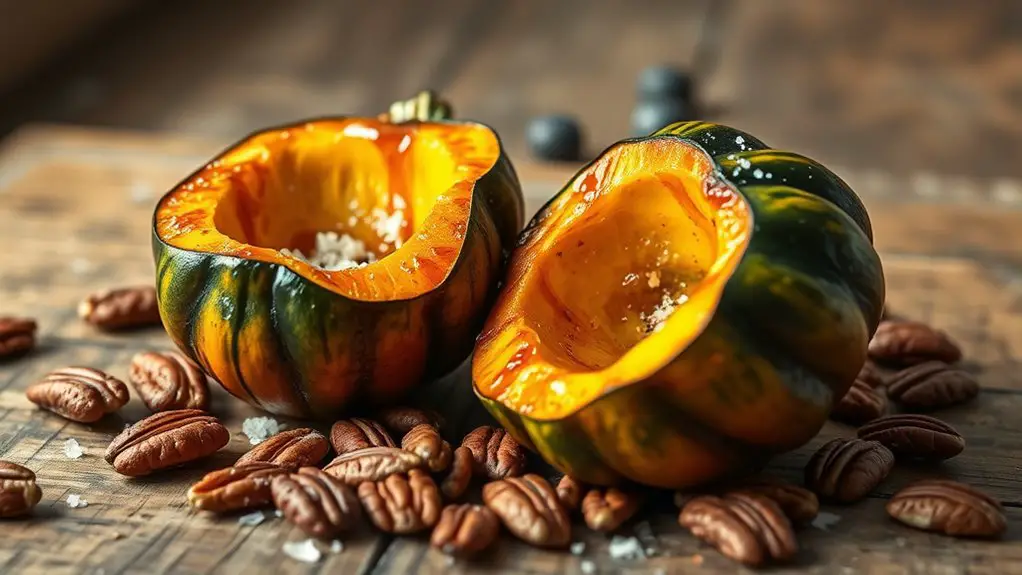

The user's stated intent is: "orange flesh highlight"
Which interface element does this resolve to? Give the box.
[473,138,752,420]
[154,119,500,301]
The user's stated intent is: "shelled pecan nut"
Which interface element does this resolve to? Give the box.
[0,316,37,358]
[555,475,585,511]
[272,467,361,538]
[868,320,962,366]
[462,426,527,480]
[830,377,887,424]
[886,479,1006,538]
[235,427,329,470]
[25,366,129,423]
[430,503,501,557]
[857,414,965,460]
[0,461,42,518]
[804,438,895,503]
[679,493,798,567]
[401,424,452,472]
[78,285,161,331]
[104,409,230,477]
[581,487,643,532]
[358,469,441,534]
[377,406,443,435]
[187,462,285,513]
[440,446,473,500]
[482,473,571,548]
[329,418,395,454]
[885,361,979,410]
[728,478,819,525]
[858,359,890,388]
[322,447,424,485]
[129,350,210,412]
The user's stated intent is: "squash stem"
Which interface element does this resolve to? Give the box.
[380,90,453,123]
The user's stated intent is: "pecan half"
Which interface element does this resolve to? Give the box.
[26,367,129,423]
[857,414,965,460]
[440,446,473,500]
[358,469,441,534]
[679,493,798,567]
[235,427,329,470]
[272,467,361,538]
[329,418,395,454]
[401,423,452,472]
[104,409,230,477]
[462,426,527,480]
[830,377,887,424]
[0,461,42,518]
[858,359,890,388]
[431,503,501,557]
[868,320,962,366]
[885,361,979,410]
[804,438,894,503]
[0,316,37,358]
[377,406,443,435]
[322,446,424,485]
[187,462,285,513]
[555,475,585,511]
[482,474,571,548]
[128,350,210,412]
[78,285,161,331]
[728,478,819,525]
[581,487,643,532]
[886,479,1006,538]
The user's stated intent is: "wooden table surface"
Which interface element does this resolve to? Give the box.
[1,124,1021,574]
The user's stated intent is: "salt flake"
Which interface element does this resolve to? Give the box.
[237,511,266,526]
[811,511,842,531]
[330,540,344,554]
[242,417,284,445]
[570,541,586,555]
[66,494,88,508]
[580,559,596,574]
[282,539,321,564]
[64,438,85,459]
[608,535,645,560]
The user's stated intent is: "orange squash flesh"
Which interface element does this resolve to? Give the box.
[155,119,501,300]
[473,138,751,420]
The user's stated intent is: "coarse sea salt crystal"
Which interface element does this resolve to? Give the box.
[570,541,586,555]
[811,511,842,531]
[608,535,645,560]
[242,417,284,445]
[238,511,266,526]
[330,540,343,554]
[580,559,595,574]
[66,494,88,508]
[282,539,321,563]
[64,438,84,459]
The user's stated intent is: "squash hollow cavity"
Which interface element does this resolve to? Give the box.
[473,137,752,420]
[154,118,501,301]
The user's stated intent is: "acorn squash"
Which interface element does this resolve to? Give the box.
[153,93,524,418]
[472,122,885,489]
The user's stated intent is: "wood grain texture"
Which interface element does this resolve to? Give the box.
[2,127,1022,573]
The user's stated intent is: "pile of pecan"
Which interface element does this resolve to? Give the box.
[0,293,1010,570]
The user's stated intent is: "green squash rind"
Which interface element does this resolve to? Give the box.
[475,121,885,489]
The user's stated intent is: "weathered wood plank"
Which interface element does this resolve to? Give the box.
[3,127,1022,573]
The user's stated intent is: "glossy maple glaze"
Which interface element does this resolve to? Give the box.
[155,119,499,301]
[473,138,751,419]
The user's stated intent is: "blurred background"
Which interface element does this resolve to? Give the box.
[0,0,1020,177]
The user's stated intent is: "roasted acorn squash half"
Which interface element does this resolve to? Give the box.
[473,122,885,489]
[153,93,524,418]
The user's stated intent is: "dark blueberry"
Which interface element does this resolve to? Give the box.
[526,115,582,162]
[637,65,692,101]
[630,97,693,136]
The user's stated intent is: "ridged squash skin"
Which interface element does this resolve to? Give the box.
[153,116,523,418]
[472,121,885,489]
